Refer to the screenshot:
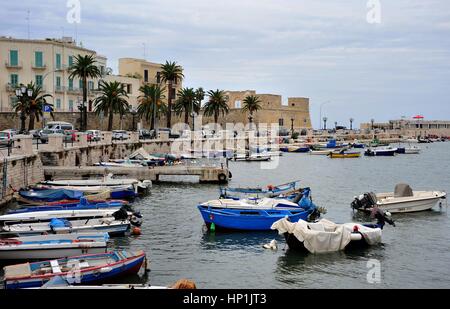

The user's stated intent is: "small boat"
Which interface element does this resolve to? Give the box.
[364,147,397,156]
[219,181,301,199]
[309,150,333,155]
[233,154,271,162]
[280,145,311,153]
[198,189,321,231]
[403,146,421,154]
[351,183,447,213]
[34,276,167,289]
[328,150,361,158]
[3,250,146,289]
[18,189,84,203]
[0,233,109,260]
[1,217,131,236]
[94,162,144,168]
[34,184,137,199]
[271,218,383,253]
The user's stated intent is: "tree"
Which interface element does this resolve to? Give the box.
[242,95,262,128]
[203,89,229,124]
[69,54,102,131]
[26,82,53,131]
[160,61,184,128]
[174,87,199,126]
[94,81,129,131]
[195,87,205,108]
[137,84,167,130]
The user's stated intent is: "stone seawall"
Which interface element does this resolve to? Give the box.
[0,154,44,208]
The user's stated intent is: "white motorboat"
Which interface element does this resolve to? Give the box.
[200,196,303,210]
[40,173,152,189]
[233,154,271,162]
[1,217,131,236]
[404,146,421,154]
[0,233,109,260]
[271,218,382,254]
[351,183,447,213]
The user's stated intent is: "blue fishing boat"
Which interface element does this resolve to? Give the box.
[220,181,301,199]
[198,188,321,231]
[3,250,146,289]
[18,189,84,202]
[364,147,397,157]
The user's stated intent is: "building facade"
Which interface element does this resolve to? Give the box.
[0,36,110,113]
[119,58,183,102]
[221,90,312,131]
[360,119,450,137]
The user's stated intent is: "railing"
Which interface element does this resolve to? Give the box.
[5,61,22,69]
[5,83,18,92]
[32,63,47,70]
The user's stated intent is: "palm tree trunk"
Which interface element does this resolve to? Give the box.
[215,111,219,125]
[185,111,189,126]
[150,109,155,130]
[20,111,26,133]
[108,109,114,131]
[166,81,173,128]
[28,112,35,131]
[83,76,88,131]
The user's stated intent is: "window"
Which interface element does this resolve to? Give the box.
[9,50,18,66]
[278,118,284,126]
[126,84,132,94]
[100,66,105,75]
[56,99,61,110]
[56,53,61,69]
[79,79,83,89]
[156,72,161,84]
[88,81,94,90]
[68,55,74,67]
[36,75,43,86]
[234,100,242,108]
[144,70,149,83]
[35,51,43,67]
[69,100,74,112]
[68,79,74,90]
[56,76,61,89]
[10,74,19,86]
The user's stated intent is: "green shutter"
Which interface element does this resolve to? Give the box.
[79,79,83,89]
[68,56,73,67]
[36,75,43,86]
[56,54,61,69]
[69,100,74,111]
[10,50,18,66]
[56,99,61,109]
[35,51,43,67]
[68,79,73,90]
[56,76,61,87]
[10,74,18,86]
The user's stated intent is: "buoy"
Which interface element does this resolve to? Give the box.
[131,227,142,235]
[210,222,216,232]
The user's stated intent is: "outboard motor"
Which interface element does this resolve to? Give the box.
[112,207,129,221]
[351,192,377,210]
[130,211,143,227]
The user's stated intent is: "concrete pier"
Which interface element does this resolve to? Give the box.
[43,164,231,184]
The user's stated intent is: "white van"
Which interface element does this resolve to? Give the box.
[44,121,74,131]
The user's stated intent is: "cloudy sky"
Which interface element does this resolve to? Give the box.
[1,0,450,128]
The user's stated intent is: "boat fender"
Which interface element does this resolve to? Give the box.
[350,233,362,241]
[131,226,142,236]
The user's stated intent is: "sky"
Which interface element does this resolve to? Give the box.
[1,0,450,128]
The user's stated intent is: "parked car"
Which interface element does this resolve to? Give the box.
[112,130,130,140]
[44,121,74,131]
[29,129,42,139]
[64,130,78,142]
[139,129,152,140]
[0,130,16,146]
[39,129,66,143]
[86,130,102,142]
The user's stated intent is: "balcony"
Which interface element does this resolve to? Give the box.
[32,63,47,70]
[5,83,18,92]
[55,85,65,93]
[66,87,82,95]
[5,61,22,69]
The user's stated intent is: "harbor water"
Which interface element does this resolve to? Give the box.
[112,142,450,288]
[2,143,450,288]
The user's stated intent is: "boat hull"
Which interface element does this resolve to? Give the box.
[0,246,107,261]
[373,196,444,213]
[198,206,309,231]
[4,251,145,289]
[329,153,360,158]
[283,232,370,252]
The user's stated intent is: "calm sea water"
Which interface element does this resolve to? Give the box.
[112,142,450,289]
[2,143,450,288]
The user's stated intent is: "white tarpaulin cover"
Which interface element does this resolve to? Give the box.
[271,218,382,254]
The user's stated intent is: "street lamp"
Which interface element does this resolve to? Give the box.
[350,118,354,131]
[291,117,295,136]
[323,117,328,130]
[191,112,197,131]
[319,100,331,130]
[130,107,138,131]
[371,118,375,130]
[248,115,254,130]
[15,84,33,133]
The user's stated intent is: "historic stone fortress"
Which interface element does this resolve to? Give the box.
[360,119,450,138]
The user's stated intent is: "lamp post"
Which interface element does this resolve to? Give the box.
[371,118,375,131]
[130,107,138,131]
[319,100,331,130]
[323,117,328,131]
[248,115,254,131]
[15,84,33,134]
[191,112,197,132]
[350,118,354,131]
[334,121,338,130]
[291,117,295,136]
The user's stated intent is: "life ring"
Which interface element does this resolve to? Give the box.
[218,173,227,183]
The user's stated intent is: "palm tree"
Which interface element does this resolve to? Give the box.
[69,54,102,131]
[203,89,229,124]
[160,61,184,128]
[174,87,199,126]
[94,81,129,131]
[195,87,205,107]
[242,95,262,128]
[137,84,167,130]
[26,83,53,131]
